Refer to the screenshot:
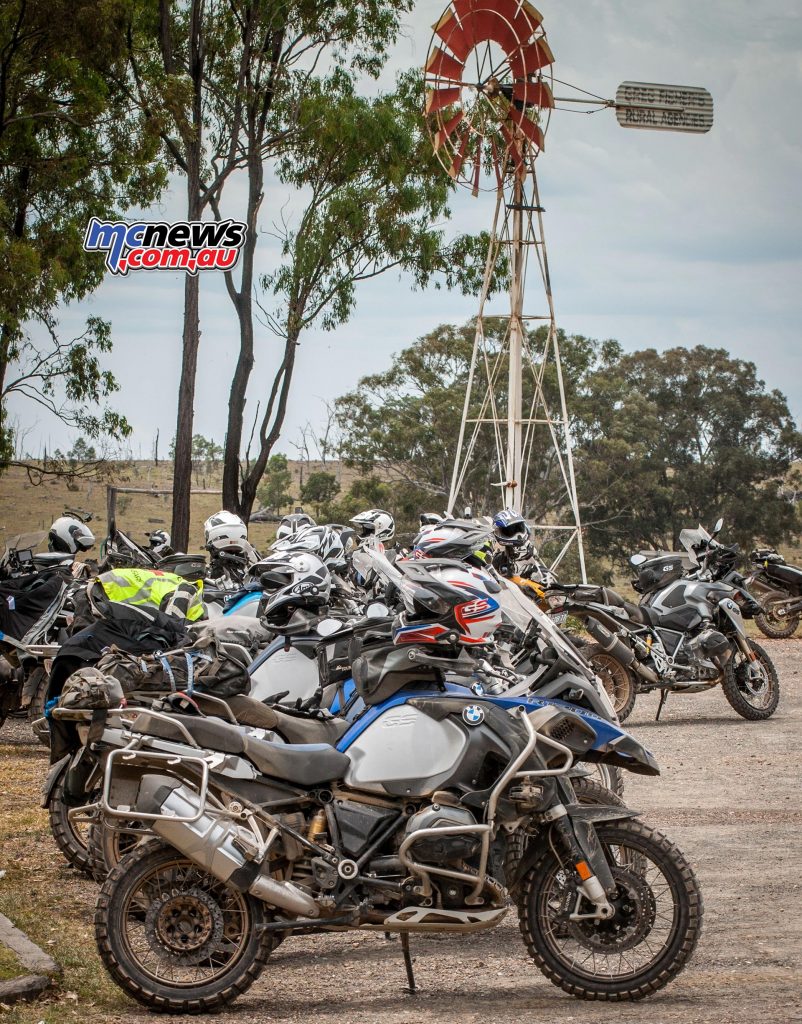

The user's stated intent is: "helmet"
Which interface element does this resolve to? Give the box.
[48,515,95,554]
[147,529,171,556]
[271,525,346,571]
[393,561,502,646]
[492,508,531,548]
[350,509,395,542]
[419,512,443,527]
[275,512,316,542]
[204,511,248,552]
[259,552,331,626]
[410,521,493,568]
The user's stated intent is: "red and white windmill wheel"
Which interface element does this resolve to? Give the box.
[424,0,555,194]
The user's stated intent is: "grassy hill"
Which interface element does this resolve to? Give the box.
[0,459,359,554]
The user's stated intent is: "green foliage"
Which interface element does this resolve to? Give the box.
[257,454,294,512]
[576,346,802,560]
[300,471,340,519]
[0,0,164,466]
[335,322,802,569]
[68,437,97,462]
[264,69,502,340]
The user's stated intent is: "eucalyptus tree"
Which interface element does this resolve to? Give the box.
[0,0,163,469]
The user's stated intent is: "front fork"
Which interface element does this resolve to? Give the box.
[545,804,616,921]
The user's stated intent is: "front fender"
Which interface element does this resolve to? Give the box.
[510,803,640,892]
[717,597,747,636]
[41,754,70,808]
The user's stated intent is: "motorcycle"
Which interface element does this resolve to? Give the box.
[744,547,802,639]
[91,648,702,1011]
[555,520,780,722]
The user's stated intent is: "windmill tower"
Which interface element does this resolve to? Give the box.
[423,1,713,581]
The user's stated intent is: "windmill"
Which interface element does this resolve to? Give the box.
[423,0,713,580]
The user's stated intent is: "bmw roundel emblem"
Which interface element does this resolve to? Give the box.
[462,704,484,726]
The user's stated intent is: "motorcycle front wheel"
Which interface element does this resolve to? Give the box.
[95,839,275,1014]
[754,589,800,639]
[722,640,780,720]
[519,819,702,1000]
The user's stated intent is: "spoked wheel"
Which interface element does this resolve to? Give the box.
[584,643,637,721]
[88,816,145,881]
[519,819,702,1000]
[722,641,780,720]
[754,590,800,639]
[588,764,624,799]
[49,775,98,876]
[95,839,275,1013]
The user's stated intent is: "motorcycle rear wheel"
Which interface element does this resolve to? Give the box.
[722,640,780,720]
[95,839,275,1014]
[754,590,800,639]
[519,819,702,1000]
[49,774,96,877]
[583,644,637,722]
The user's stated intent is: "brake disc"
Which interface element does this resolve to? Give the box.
[145,885,225,966]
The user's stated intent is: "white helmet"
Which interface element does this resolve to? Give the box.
[350,508,395,542]
[204,510,248,552]
[147,529,171,556]
[275,512,316,542]
[271,524,346,571]
[48,515,95,554]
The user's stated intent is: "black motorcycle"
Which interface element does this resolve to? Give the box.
[554,520,780,722]
[744,548,802,639]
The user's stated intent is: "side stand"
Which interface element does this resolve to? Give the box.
[400,932,417,994]
[655,689,669,721]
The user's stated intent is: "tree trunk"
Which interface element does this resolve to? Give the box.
[221,151,263,516]
[170,0,204,551]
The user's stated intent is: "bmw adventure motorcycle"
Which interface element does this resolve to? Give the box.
[555,520,780,722]
[91,661,702,1011]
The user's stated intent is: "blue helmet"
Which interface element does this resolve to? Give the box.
[492,508,530,548]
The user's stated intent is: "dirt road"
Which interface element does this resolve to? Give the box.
[1,640,800,1024]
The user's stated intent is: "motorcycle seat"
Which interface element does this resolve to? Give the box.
[129,709,350,786]
[242,736,350,787]
[225,694,351,745]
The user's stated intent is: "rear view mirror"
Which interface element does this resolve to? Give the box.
[366,601,390,619]
[316,618,343,637]
[630,554,647,567]
[713,518,724,536]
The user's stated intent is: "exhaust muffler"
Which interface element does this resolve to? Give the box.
[138,777,319,918]
[585,619,661,684]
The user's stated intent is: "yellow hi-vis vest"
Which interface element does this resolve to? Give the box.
[96,568,204,622]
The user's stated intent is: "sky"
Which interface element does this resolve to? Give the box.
[8,0,802,460]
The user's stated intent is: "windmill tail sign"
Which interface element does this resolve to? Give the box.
[615,82,714,134]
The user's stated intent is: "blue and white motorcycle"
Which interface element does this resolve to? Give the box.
[91,622,702,1011]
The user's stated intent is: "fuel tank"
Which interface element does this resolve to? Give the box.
[248,637,320,704]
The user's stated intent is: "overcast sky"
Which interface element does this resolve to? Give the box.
[9,0,802,459]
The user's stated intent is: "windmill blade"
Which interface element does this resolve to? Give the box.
[508,107,545,152]
[435,110,465,151]
[466,3,525,54]
[433,9,474,62]
[425,46,467,85]
[449,129,472,179]
[519,1,544,32]
[509,36,554,78]
[471,146,482,197]
[513,79,554,108]
[500,123,526,176]
[425,87,462,114]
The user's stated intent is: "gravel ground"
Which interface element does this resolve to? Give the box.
[1,639,801,1023]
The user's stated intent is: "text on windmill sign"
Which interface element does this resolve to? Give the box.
[615,82,714,135]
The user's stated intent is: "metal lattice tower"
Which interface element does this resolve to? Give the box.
[446,157,586,579]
